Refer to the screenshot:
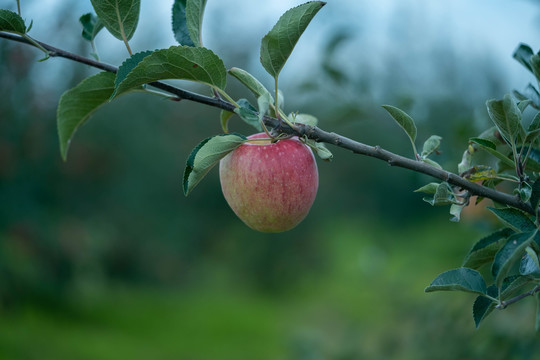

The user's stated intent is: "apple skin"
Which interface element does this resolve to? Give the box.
[219,133,318,233]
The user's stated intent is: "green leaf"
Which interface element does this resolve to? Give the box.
[57,72,117,160]
[112,46,227,99]
[234,99,262,132]
[90,0,140,41]
[423,182,457,206]
[487,207,536,232]
[486,95,525,145]
[492,231,535,288]
[382,105,418,156]
[469,137,515,169]
[183,133,247,196]
[514,84,540,109]
[462,228,514,269]
[520,247,540,275]
[79,13,104,41]
[531,54,540,82]
[473,284,498,328]
[523,147,540,172]
[228,67,273,102]
[500,275,536,298]
[513,43,534,74]
[518,99,533,113]
[185,0,207,47]
[111,50,153,98]
[526,112,540,144]
[0,9,26,34]
[421,135,442,158]
[220,110,233,133]
[425,267,487,296]
[292,113,318,126]
[421,158,442,170]
[414,182,440,194]
[530,178,540,210]
[260,1,326,78]
[449,203,464,222]
[304,139,332,162]
[536,292,540,332]
[517,182,533,203]
[171,0,195,46]
[257,93,271,125]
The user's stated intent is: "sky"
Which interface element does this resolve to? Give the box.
[2,0,540,101]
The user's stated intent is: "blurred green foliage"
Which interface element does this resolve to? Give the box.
[1,1,539,359]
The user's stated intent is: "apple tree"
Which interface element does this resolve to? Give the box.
[0,0,539,330]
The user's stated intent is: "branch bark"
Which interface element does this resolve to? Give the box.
[0,31,535,216]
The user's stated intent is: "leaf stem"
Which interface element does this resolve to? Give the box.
[17,0,21,16]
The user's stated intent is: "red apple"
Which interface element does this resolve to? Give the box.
[219,132,318,233]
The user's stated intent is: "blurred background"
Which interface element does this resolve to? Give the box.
[1,0,540,359]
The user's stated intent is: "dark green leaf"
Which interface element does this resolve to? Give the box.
[462,228,514,269]
[0,9,26,34]
[425,267,487,296]
[520,248,540,275]
[486,95,525,145]
[513,43,534,74]
[90,0,140,41]
[185,0,207,47]
[492,232,535,288]
[57,72,117,160]
[111,50,153,98]
[228,67,273,102]
[501,275,536,298]
[234,99,262,132]
[530,178,540,210]
[220,110,233,133]
[421,135,442,158]
[469,137,515,169]
[382,105,417,155]
[473,284,498,328]
[183,133,247,196]
[171,0,195,46]
[414,182,440,194]
[487,207,536,232]
[112,46,227,99]
[524,147,540,172]
[79,13,104,41]
[531,54,540,82]
[260,1,326,78]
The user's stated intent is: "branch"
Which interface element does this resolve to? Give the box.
[0,31,535,216]
[496,285,540,309]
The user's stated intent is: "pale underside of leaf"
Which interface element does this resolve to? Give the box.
[90,0,140,41]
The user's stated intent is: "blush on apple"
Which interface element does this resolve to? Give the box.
[219,132,319,233]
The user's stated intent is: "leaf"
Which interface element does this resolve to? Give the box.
[513,43,534,74]
[531,54,540,82]
[292,113,318,126]
[260,1,326,78]
[185,0,207,47]
[421,135,442,158]
[425,267,487,296]
[257,93,272,125]
[487,207,536,232]
[486,95,525,145]
[462,228,514,269]
[414,183,440,194]
[514,84,540,109]
[466,167,497,182]
[423,182,457,206]
[90,0,140,41]
[473,284,498,328]
[171,0,195,46]
[220,110,233,133]
[0,9,26,34]
[517,182,533,203]
[234,99,262,132]
[183,133,247,196]
[520,247,540,275]
[382,105,418,155]
[524,147,540,172]
[518,99,533,113]
[111,50,153,98]
[458,148,473,174]
[526,112,540,144]
[492,231,535,288]
[57,72,117,160]
[469,138,515,169]
[79,13,104,41]
[530,178,540,210]
[536,292,540,332]
[500,275,535,298]
[421,158,442,170]
[228,67,273,102]
[450,204,464,222]
[112,46,227,99]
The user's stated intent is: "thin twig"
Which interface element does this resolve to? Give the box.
[496,286,540,309]
[0,31,535,216]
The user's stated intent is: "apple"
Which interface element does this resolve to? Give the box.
[219,132,319,233]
